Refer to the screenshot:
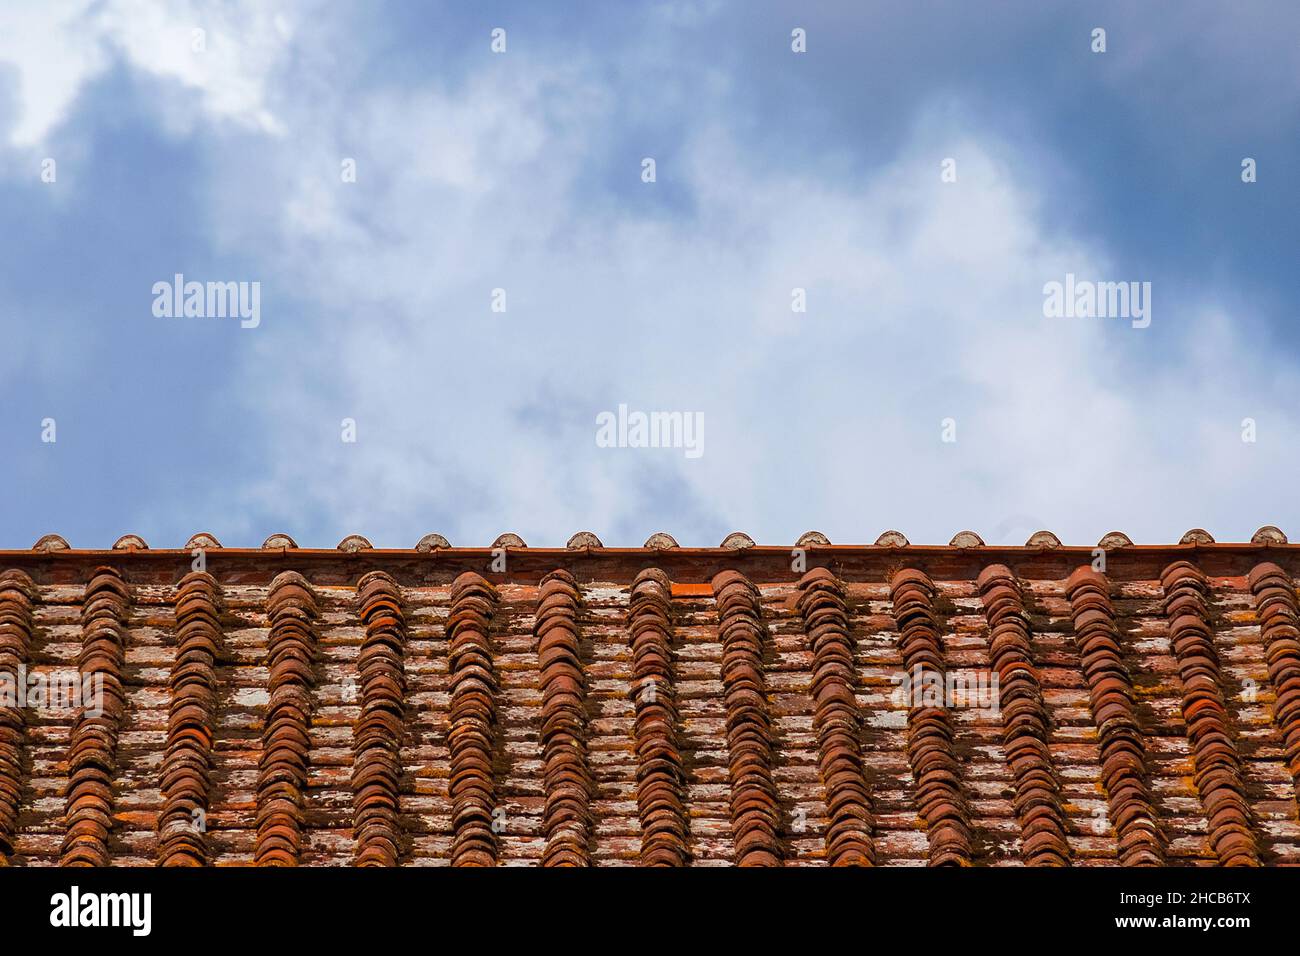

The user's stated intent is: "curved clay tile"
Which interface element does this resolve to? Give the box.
[415,533,451,552]
[719,532,755,550]
[1097,531,1134,549]
[874,530,909,547]
[352,571,407,866]
[261,533,298,550]
[32,534,69,552]
[1063,566,1164,866]
[796,568,875,866]
[711,570,781,865]
[795,531,831,547]
[535,570,593,866]
[1024,530,1061,549]
[159,571,224,866]
[336,534,373,553]
[111,534,148,551]
[1180,528,1215,545]
[1252,526,1287,545]
[1160,561,1258,865]
[643,532,679,550]
[1246,562,1300,803]
[255,571,319,866]
[565,531,603,550]
[627,568,689,866]
[976,564,1071,866]
[61,567,131,867]
[0,571,37,865]
[185,532,222,550]
[949,531,984,549]
[1160,562,1258,863]
[447,572,500,866]
[887,568,972,866]
[491,533,526,549]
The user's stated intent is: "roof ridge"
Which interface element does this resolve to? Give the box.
[9,525,1291,551]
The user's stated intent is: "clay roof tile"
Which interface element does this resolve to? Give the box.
[1097,531,1134,548]
[1252,525,1287,545]
[975,562,1014,590]
[415,533,451,551]
[2,526,1297,868]
[795,531,831,546]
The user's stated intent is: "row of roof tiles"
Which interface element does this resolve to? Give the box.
[18,526,1292,552]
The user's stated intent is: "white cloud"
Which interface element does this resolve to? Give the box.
[0,2,105,147]
[185,52,1300,547]
[7,6,1295,548]
[0,0,298,147]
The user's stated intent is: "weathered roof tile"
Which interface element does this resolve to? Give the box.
[1253,525,1287,545]
[32,534,69,551]
[0,529,1296,867]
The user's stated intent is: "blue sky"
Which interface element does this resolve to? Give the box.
[1,1,1298,549]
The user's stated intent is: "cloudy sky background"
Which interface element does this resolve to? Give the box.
[2,0,1298,549]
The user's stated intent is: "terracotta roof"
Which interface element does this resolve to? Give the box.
[1,528,1299,866]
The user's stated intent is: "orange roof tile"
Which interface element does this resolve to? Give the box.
[1,530,1298,866]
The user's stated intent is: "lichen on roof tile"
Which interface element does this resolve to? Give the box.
[1252,525,1287,545]
[795,531,830,546]
[0,528,1297,867]
[1097,531,1133,548]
